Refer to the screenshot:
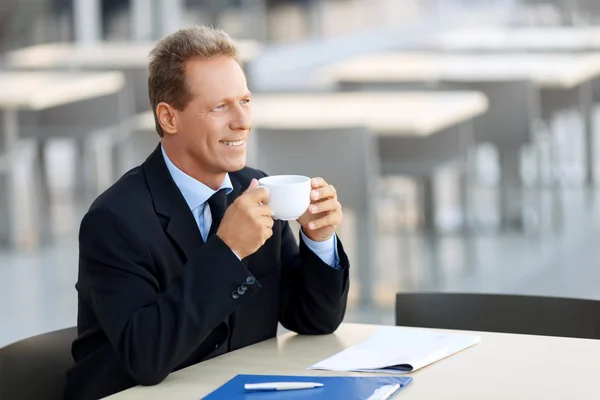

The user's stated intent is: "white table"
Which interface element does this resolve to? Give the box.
[133,91,488,306]
[323,52,600,89]
[4,40,263,69]
[0,71,126,248]
[322,52,600,228]
[247,92,487,135]
[4,40,262,113]
[428,26,600,53]
[104,322,600,399]
[0,72,124,109]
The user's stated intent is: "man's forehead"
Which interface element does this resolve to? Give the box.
[185,57,247,101]
[185,56,244,81]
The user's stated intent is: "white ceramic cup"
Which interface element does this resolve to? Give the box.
[258,175,312,220]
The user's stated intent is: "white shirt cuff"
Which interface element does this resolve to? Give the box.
[300,230,339,268]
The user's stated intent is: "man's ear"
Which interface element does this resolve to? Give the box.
[156,102,178,136]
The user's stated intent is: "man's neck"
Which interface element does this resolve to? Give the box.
[161,144,226,190]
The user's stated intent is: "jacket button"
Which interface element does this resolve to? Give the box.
[246,276,256,285]
[231,291,240,300]
[237,287,245,295]
[240,283,249,291]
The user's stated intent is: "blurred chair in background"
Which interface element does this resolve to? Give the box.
[0,326,77,400]
[396,292,600,339]
[574,0,600,24]
[511,0,594,26]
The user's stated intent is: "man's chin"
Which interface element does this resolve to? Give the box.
[223,158,247,173]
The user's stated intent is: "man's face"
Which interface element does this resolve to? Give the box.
[174,56,252,175]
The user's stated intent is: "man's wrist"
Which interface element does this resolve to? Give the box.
[301,226,333,242]
[216,233,244,260]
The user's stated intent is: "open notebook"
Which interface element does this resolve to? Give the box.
[308,326,480,374]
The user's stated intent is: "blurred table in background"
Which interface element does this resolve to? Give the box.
[0,71,126,249]
[323,52,600,230]
[4,40,263,68]
[426,26,600,191]
[425,26,600,107]
[427,26,600,53]
[134,91,488,307]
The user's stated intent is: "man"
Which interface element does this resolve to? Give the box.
[64,26,349,400]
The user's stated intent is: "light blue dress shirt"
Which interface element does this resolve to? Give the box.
[161,146,340,268]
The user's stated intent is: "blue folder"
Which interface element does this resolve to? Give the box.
[201,374,412,399]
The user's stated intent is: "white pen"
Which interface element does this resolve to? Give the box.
[244,382,324,392]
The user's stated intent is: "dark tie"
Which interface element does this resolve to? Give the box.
[207,189,228,238]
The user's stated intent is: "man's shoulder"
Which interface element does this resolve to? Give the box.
[86,165,152,220]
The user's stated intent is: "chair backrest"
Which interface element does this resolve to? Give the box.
[395,292,600,339]
[250,126,379,211]
[0,326,77,400]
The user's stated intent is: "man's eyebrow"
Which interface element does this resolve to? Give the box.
[215,91,252,104]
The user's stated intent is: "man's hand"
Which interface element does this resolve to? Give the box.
[217,179,274,259]
[297,177,343,242]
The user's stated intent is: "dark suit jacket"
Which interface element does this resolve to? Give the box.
[64,145,350,400]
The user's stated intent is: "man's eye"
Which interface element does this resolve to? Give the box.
[240,99,250,105]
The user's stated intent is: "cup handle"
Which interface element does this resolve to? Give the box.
[257,185,274,216]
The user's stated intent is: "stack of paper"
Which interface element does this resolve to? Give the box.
[308,326,480,373]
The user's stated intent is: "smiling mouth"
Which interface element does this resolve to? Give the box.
[219,140,245,147]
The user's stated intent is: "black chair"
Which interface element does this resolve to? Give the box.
[395,292,600,340]
[0,326,77,400]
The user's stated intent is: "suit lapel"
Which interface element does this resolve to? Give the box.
[165,213,204,261]
[142,144,204,262]
[226,173,244,208]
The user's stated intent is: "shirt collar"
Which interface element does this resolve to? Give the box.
[161,145,233,211]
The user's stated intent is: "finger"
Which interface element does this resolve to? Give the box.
[308,198,339,215]
[307,212,341,231]
[311,177,327,189]
[311,184,336,201]
[245,186,270,204]
[255,204,273,218]
[245,178,259,192]
[260,215,274,229]
[262,226,273,241]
